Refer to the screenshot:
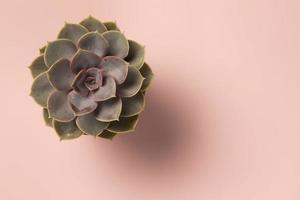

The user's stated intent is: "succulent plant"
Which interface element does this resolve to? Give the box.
[29,16,153,140]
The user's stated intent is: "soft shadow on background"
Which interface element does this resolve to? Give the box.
[90,76,212,180]
[113,87,194,167]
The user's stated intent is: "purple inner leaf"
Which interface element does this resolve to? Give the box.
[71,67,103,95]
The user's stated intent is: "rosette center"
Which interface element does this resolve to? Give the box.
[72,67,103,96]
[84,67,102,91]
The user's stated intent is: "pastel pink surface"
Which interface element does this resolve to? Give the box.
[1,0,300,199]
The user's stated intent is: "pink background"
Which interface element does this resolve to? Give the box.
[1,0,300,199]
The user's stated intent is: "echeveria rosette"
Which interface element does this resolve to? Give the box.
[29,16,153,140]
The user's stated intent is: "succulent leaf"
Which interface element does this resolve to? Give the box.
[29,55,48,78]
[44,39,77,67]
[71,69,89,96]
[70,49,100,74]
[47,91,76,122]
[117,67,144,97]
[78,31,108,57]
[39,45,46,54]
[98,130,117,139]
[121,92,145,117]
[43,108,53,127]
[53,120,82,140]
[103,21,120,31]
[68,90,98,116]
[30,72,55,107]
[89,76,116,101]
[58,23,88,44]
[76,112,108,136]
[139,62,153,91]
[95,97,122,122]
[80,16,107,33]
[107,115,139,133]
[101,56,129,84]
[125,40,145,69]
[102,31,129,58]
[47,59,75,91]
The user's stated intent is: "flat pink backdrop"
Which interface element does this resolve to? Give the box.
[1,0,300,199]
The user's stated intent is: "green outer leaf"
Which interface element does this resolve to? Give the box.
[47,59,75,91]
[29,55,48,78]
[120,92,145,117]
[53,120,82,140]
[95,97,122,122]
[47,91,76,122]
[77,31,108,57]
[139,62,154,91]
[107,115,139,133]
[117,66,145,97]
[80,16,107,33]
[102,31,129,58]
[44,39,77,68]
[125,40,145,69]
[30,72,55,108]
[43,108,53,127]
[57,23,88,44]
[103,21,120,31]
[39,45,46,54]
[98,130,117,140]
[76,113,109,136]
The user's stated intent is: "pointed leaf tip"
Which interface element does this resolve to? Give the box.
[30,72,55,107]
[76,113,109,136]
[102,31,129,58]
[53,120,82,140]
[139,62,154,91]
[121,92,145,117]
[29,55,48,78]
[80,16,107,33]
[107,115,139,133]
[58,23,88,44]
[117,67,144,97]
[77,31,108,57]
[125,40,145,69]
[44,39,77,67]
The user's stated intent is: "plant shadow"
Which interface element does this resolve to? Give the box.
[117,94,188,160]
[104,79,206,176]
[89,76,212,181]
